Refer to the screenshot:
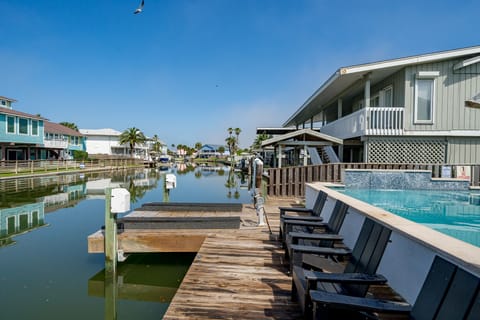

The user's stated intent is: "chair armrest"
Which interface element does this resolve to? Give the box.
[304,270,387,284]
[290,244,351,256]
[309,290,411,313]
[279,206,313,214]
[284,220,328,227]
[288,232,343,241]
[281,215,323,222]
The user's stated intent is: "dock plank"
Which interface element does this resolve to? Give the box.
[88,198,305,319]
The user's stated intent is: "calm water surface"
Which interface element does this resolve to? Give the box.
[0,164,252,320]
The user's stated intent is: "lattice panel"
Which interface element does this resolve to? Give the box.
[368,139,445,163]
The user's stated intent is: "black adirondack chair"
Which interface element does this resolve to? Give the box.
[292,218,392,318]
[279,191,328,242]
[284,200,350,267]
[310,255,480,320]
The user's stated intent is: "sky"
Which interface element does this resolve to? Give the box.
[1,0,479,148]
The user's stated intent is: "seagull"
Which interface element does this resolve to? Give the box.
[134,0,144,14]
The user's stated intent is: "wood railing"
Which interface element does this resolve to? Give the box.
[265,163,480,197]
[0,159,144,176]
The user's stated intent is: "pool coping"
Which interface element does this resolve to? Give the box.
[309,182,480,276]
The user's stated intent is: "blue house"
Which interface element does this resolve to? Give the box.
[197,144,229,158]
[0,96,44,160]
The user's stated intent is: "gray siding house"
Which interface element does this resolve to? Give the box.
[283,46,480,164]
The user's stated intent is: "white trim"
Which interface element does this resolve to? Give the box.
[417,71,440,78]
[403,130,480,137]
[341,46,480,75]
[453,55,480,70]
[414,78,435,124]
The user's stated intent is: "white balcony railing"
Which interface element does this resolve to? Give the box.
[43,139,68,149]
[320,107,404,139]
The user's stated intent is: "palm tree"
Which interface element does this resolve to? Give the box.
[59,122,79,131]
[252,132,272,149]
[119,127,146,158]
[234,127,241,147]
[227,127,233,137]
[225,136,237,167]
[195,142,203,151]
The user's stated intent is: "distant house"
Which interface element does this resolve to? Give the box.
[43,121,85,160]
[197,144,229,158]
[278,45,480,165]
[80,128,149,159]
[0,97,44,160]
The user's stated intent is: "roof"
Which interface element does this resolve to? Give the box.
[284,45,480,127]
[261,128,343,147]
[79,128,122,136]
[44,121,83,136]
[0,106,44,120]
[0,96,17,103]
[256,127,321,135]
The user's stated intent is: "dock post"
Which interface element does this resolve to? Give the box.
[104,187,117,273]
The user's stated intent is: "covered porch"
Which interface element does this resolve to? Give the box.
[260,128,343,168]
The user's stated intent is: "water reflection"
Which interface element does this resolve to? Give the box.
[0,169,161,248]
[0,166,252,319]
[89,253,195,320]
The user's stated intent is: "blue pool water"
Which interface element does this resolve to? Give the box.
[337,188,480,247]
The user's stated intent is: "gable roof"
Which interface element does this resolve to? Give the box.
[0,106,44,120]
[284,45,480,127]
[44,121,83,136]
[261,128,343,147]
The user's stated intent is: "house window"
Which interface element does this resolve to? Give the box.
[383,86,393,108]
[7,116,15,133]
[19,118,28,134]
[415,78,434,123]
[31,120,38,136]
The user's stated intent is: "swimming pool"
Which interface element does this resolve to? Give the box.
[337,188,480,247]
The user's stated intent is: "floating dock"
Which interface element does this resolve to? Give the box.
[87,199,304,319]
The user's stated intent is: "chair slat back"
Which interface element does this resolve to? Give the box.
[311,191,328,217]
[343,218,392,296]
[326,200,349,234]
[412,256,480,320]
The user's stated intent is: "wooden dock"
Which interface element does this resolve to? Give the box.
[87,199,304,319]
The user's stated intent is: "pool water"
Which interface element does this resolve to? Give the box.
[338,188,480,247]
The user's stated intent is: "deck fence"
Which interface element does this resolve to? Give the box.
[265,163,480,197]
[0,159,143,176]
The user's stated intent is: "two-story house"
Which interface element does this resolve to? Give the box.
[80,128,149,159]
[0,96,44,160]
[43,121,85,160]
[282,46,480,164]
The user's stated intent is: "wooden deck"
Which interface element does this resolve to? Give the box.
[87,198,304,319]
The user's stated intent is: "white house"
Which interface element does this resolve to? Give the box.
[79,128,149,159]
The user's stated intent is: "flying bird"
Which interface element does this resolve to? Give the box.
[134,0,144,14]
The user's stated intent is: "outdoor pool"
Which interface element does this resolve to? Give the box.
[337,188,480,247]
[0,165,252,320]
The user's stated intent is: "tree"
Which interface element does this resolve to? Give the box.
[252,132,272,149]
[195,142,203,151]
[150,134,163,159]
[119,127,146,158]
[218,146,225,157]
[234,127,241,147]
[59,122,79,131]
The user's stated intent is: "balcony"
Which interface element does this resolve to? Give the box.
[320,107,404,139]
[43,139,68,149]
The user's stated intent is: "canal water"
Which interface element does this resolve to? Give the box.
[0,164,252,320]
